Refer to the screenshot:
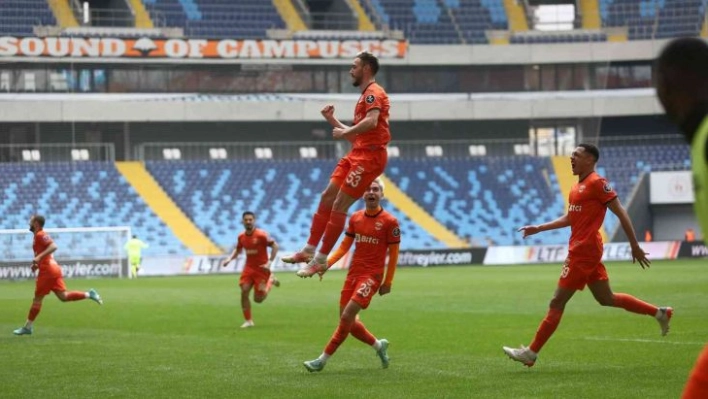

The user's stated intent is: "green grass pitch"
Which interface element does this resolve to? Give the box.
[1,259,706,398]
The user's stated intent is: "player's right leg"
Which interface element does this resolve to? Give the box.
[282,177,344,265]
[239,280,255,328]
[14,294,45,335]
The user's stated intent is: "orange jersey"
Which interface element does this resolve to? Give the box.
[352,82,390,150]
[33,230,61,278]
[567,172,617,262]
[345,208,400,277]
[236,229,273,270]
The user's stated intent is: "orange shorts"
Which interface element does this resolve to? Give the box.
[239,266,271,295]
[35,275,66,297]
[340,274,382,309]
[558,257,609,291]
[331,148,387,198]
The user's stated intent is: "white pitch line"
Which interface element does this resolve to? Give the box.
[584,336,705,346]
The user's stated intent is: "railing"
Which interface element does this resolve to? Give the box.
[134,135,688,162]
[0,143,115,163]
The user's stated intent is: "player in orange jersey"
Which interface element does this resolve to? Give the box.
[282,51,392,278]
[502,144,672,367]
[13,215,103,336]
[301,178,399,372]
[221,211,280,328]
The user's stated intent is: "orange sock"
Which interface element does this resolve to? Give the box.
[66,291,86,301]
[350,320,377,346]
[243,309,252,321]
[529,308,563,353]
[307,204,332,247]
[612,293,657,316]
[28,302,42,321]
[318,211,347,255]
[683,345,708,399]
[324,317,355,356]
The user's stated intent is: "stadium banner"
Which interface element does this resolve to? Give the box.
[0,37,407,59]
[397,248,487,267]
[483,241,681,265]
[0,258,125,280]
[677,241,708,258]
[650,171,695,204]
[137,252,356,277]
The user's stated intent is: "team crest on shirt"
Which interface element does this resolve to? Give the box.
[375,221,383,230]
[578,185,586,192]
[603,183,614,193]
[365,95,375,104]
[42,235,51,242]
[392,227,400,237]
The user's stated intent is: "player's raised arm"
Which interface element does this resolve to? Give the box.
[321,105,348,129]
[518,214,570,238]
[607,197,651,269]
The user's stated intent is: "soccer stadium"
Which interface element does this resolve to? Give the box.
[1,0,707,397]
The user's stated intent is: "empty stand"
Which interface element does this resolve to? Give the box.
[601,0,706,40]
[142,0,286,39]
[386,157,568,246]
[0,0,56,36]
[146,160,446,251]
[0,163,187,259]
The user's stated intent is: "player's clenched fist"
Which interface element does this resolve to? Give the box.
[321,104,335,118]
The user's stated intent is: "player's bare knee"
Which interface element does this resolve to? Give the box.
[548,298,567,310]
[597,295,615,307]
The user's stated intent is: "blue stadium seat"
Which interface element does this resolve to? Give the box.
[0,163,187,259]
[601,0,705,40]
[146,160,446,251]
[0,0,56,36]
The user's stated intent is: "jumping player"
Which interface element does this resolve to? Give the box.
[282,51,391,279]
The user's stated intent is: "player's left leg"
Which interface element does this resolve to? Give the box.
[304,300,363,372]
[588,267,672,336]
[14,294,45,335]
[350,316,390,369]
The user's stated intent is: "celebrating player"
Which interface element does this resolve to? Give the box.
[124,234,149,279]
[282,51,391,278]
[221,211,279,329]
[502,144,672,367]
[654,37,708,399]
[13,215,103,336]
[302,178,399,372]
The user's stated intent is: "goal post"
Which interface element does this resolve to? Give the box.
[0,226,132,280]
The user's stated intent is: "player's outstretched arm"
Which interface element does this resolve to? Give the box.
[607,198,651,269]
[325,235,354,275]
[518,214,570,238]
[379,243,399,296]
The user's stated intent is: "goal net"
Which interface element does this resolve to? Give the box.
[0,226,131,280]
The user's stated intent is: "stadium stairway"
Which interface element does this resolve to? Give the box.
[550,155,609,242]
[579,0,601,29]
[115,162,221,255]
[47,0,78,28]
[128,0,154,28]
[272,0,307,31]
[349,0,376,31]
[502,0,527,31]
[379,174,469,248]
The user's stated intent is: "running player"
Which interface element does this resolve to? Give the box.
[221,211,279,328]
[13,215,103,336]
[282,51,391,279]
[502,144,672,367]
[302,179,399,372]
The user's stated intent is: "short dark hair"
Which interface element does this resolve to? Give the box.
[578,143,600,162]
[242,211,255,219]
[656,38,708,86]
[32,215,46,227]
[357,51,379,76]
